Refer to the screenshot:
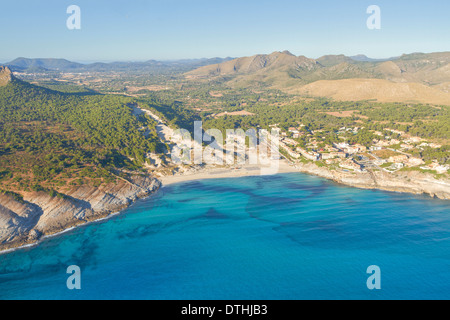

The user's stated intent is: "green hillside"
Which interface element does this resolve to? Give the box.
[0,73,162,194]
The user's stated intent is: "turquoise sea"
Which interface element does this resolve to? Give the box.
[1,173,449,300]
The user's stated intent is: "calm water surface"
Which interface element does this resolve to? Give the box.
[1,173,449,299]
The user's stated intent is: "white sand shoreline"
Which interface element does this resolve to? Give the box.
[158,160,299,186]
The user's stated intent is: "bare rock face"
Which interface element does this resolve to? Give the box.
[0,66,13,86]
[0,174,161,252]
[0,195,43,245]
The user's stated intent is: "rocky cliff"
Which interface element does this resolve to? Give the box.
[0,174,161,252]
[0,66,13,86]
[295,162,450,200]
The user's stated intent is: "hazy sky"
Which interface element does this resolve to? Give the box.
[1,0,449,62]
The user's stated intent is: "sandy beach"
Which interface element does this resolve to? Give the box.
[158,159,299,186]
[158,158,450,199]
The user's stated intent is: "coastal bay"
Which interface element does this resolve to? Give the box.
[1,158,449,254]
[1,173,449,299]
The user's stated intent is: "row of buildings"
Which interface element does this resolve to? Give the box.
[277,126,448,175]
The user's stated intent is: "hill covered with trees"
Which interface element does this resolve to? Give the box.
[0,71,163,196]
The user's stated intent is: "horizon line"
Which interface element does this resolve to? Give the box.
[2,50,449,65]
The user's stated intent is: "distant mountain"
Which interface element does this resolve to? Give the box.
[6,57,234,74]
[7,58,84,72]
[185,51,322,89]
[6,51,450,104]
[167,57,235,66]
[349,54,397,62]
[185,51,450,105]
[186,51,386,88]
[186,51,320,77]
[317,55,355,67]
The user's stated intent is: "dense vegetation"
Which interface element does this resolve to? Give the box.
[199,99,449,136]
[142,90,449,162]
[0,78,163,193]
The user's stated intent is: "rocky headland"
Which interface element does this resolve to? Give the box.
[0,174,160,253]
[294,162,450,200]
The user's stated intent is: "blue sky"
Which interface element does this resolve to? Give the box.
[1,0,449,62]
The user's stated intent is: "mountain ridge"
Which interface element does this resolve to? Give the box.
[5,51,450,104]
[185,50,450,105]
[6,57,235,73]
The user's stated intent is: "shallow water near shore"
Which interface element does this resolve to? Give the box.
[1,173,450,299]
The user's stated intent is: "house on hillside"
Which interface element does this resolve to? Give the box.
[406,157,425,167]
[339,159,363,172]
[388,155,409,164]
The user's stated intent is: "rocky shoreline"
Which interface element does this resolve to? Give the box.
[293,162,450,200]
[1,163,449,254]
[0,174,161,253]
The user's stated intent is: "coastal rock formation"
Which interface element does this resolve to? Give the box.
[295,162,450,200]
[0,174,161,252]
